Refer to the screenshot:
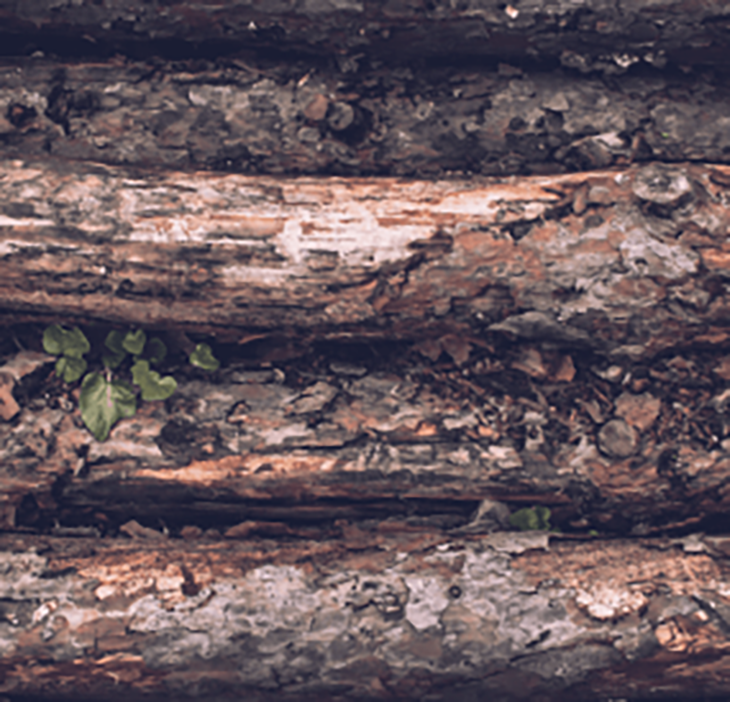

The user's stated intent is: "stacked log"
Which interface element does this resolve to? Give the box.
[2,2,730,701]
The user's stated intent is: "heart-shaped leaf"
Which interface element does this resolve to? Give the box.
[104,330,125,354]
[43,325,90,358]
[189,343,220,372]
[122,329,146,356]
[131,360,177,401]
[79,372,136,442]
[55,356,87,383]
[103,330,127,369]
[145,337,167,365]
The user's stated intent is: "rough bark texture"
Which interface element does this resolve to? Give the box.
[2,3,730,702]
[0,0,729,69]
[1,57,730,178]
[4,325,730,539]
[1,158,729,356]
[3,313,730,699]
[2,531,730,702]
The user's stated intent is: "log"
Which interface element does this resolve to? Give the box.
[1,57,729,177]
[2,530,730,701]
[3,3,730,701]
[1,158,729,358]
[1,0,729,69]
[2,317,730,539]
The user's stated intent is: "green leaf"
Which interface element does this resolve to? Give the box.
[509,507,539,531]
[102,350,126,370]
[122,329,146,356]
[43,325,64,355]
[131,360,177,401]
[43,324,90,358]
[533,505,552,530]
[55,356,87,383]
[104,330,125,354]
[103,330,127,369]
[509,506,552,531]
[189,343,220,372]
[79,372,137,442]
[145,337,167,365]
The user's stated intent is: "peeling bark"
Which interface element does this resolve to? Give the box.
[2,531,730,701]
[2,3,730,701]
[1,158,729,359]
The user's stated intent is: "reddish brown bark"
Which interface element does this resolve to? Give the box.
[1,158,729,356]
[2,4,730,702]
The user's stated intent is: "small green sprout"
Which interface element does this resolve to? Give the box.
[43,324,220,441]
[78,371,137,442]
[189,342,220,372]
[43,324,90,382]
[508,505,560,532]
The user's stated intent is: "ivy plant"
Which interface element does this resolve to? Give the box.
[43,324,219,442]
[508,505,561,532]
[188,342,220,372]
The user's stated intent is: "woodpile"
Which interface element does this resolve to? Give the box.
[1,2,730,701]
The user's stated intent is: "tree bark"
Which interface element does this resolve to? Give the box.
[1,158,729,357]
[2,530,730,702]
[1,0,729,68]
[3,3,730,702]
[2,318,730,538]
[1,57,729,177]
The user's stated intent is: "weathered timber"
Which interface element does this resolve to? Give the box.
[2,58,730,177]
[1,158,729,357]
[1,530,730,702]
[2,5,730,702]
[2,331,730,542]
[1,0,729,69]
